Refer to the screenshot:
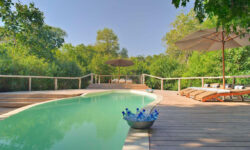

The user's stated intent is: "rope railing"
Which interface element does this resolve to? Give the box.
[142,74,250,91]
[0,73,249,92]
[0,73,94,91]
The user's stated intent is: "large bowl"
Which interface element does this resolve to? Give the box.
[126,120,155,129]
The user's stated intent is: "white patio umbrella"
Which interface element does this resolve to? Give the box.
[175,28,250,89]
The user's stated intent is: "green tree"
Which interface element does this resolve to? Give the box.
[119,48,128,58]
[162,10,201,63]
[58,43,96,74]
[123,56,149,75]
[18,25,66,59]
[172,0,250,34]
[1,2,44,47]
[89,53,114,75]
[148,54,182,89]
[95,28,119,57]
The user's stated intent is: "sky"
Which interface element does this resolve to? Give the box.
[19,0,194,56]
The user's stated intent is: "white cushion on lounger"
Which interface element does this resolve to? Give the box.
[234,85,244,89]
[190,87,230,93]
[204,84,209,88]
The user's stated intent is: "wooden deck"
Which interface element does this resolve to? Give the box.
[150,90,250,150]
[0,89,108,115]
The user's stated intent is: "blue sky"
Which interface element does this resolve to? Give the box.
[20,0,193,56]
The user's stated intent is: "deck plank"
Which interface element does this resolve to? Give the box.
[150,90,250,150]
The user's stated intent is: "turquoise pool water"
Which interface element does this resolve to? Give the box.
[0,91,154,150]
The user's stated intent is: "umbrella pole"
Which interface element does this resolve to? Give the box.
[118,67,120,80]
[222,32,225,89]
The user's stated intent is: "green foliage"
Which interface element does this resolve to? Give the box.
[148,54,183,90]
[172,0,250,34]
[182,46,250,88]
[89,53,114,75]
[95,28,119,57]
[119,48,128,58]
[58,44,96,74]
[1,2,44,45]
[162,10,201,63]
[0,47,53,91]
[123,56,149,75]
[17,25,66,59]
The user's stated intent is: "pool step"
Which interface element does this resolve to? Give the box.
[87,84,149,89]
[0,94,80,98]
[0,93,82,108]
[0,97,54,102]
[0,102,34,108]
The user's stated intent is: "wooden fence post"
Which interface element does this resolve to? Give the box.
[161,79,164,90]
[90,73,93,84]
[232,77,236,87]
[95,75,97,84]
[54,78,58,90]
[79,78,81,89]
[178,79,181,92]
[126,75,128,84]
[201,78,204,87]
[142,74,145,85]
[28,77,32,91]
[98,75,101,84]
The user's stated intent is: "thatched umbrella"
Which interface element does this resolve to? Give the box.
[105,59,134,80]
[175,28,250,89]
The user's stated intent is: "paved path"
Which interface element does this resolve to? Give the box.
[150,90,250,150]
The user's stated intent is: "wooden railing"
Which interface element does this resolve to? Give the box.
[1,73,249,91]
[142,74,250,91]
[0,73,94,91]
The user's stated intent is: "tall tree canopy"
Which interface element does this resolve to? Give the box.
[0,1,66,59]
[172,0,250,34]
[163,10,201,63]
[0,2,44,45]
[119,48,128,58]
[95,28,119,57]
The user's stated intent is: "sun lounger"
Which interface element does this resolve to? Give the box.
[179,88,192,95]
[197,87,250,102]
[187,90,206,98]
[180,87,208,96]
[180,84,249,102]
[210,83,220,88]
[183,89,199,96]
[195,91,219,101]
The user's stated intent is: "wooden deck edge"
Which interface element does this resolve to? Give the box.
[0,96,71,120]
[122,128,150,150]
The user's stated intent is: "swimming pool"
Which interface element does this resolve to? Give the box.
[0,91,155,150]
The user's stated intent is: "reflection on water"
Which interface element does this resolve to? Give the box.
[0,92,153,150]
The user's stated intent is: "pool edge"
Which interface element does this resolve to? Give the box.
[122,91,163,150]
